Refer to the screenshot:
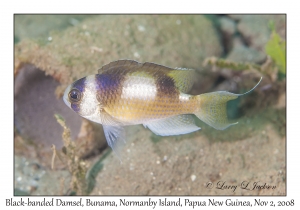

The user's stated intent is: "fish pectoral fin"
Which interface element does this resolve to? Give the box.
[102,124,126,160]
[143,114,200,136]
[100,108,125,126]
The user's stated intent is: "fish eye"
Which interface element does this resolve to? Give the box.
[68,89,82,103]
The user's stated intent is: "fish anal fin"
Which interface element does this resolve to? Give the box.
[143,115,200,136]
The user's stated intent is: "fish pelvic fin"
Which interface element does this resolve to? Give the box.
[102,124,126,161]
[194,77,262,130]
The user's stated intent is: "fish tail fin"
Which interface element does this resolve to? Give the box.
[194,91,239,130]
[194,77,262,130]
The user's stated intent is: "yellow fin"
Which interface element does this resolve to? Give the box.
[195,91,239,130]
[168,68,196,93]
[194,77,262,130]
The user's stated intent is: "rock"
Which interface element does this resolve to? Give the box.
[14,15,223,195]
[14,15,94,43]
[15,155,70,195]
[274,92,286,109]
[220,16,236,36]
[226,37,266,63]
[215,37,266,82]
[15,15,223,87]
[76,120,107,159]
[237,15,286,51]
[219,16,237,53]
[14,64,82,150]
[90,119,285,195]
[14,15,286,197]
[227,14,244,21]
[14,14,223,154]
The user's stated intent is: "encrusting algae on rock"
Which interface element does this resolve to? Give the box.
[63,60,262,155]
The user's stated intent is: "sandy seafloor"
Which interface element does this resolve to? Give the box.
[14,14,286,196]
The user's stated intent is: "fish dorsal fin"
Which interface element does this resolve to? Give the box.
[169,68,196,93]
[98,59,140,74]
[98,60,196,93]
[142,62,196,93]
[142,62,173,72]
